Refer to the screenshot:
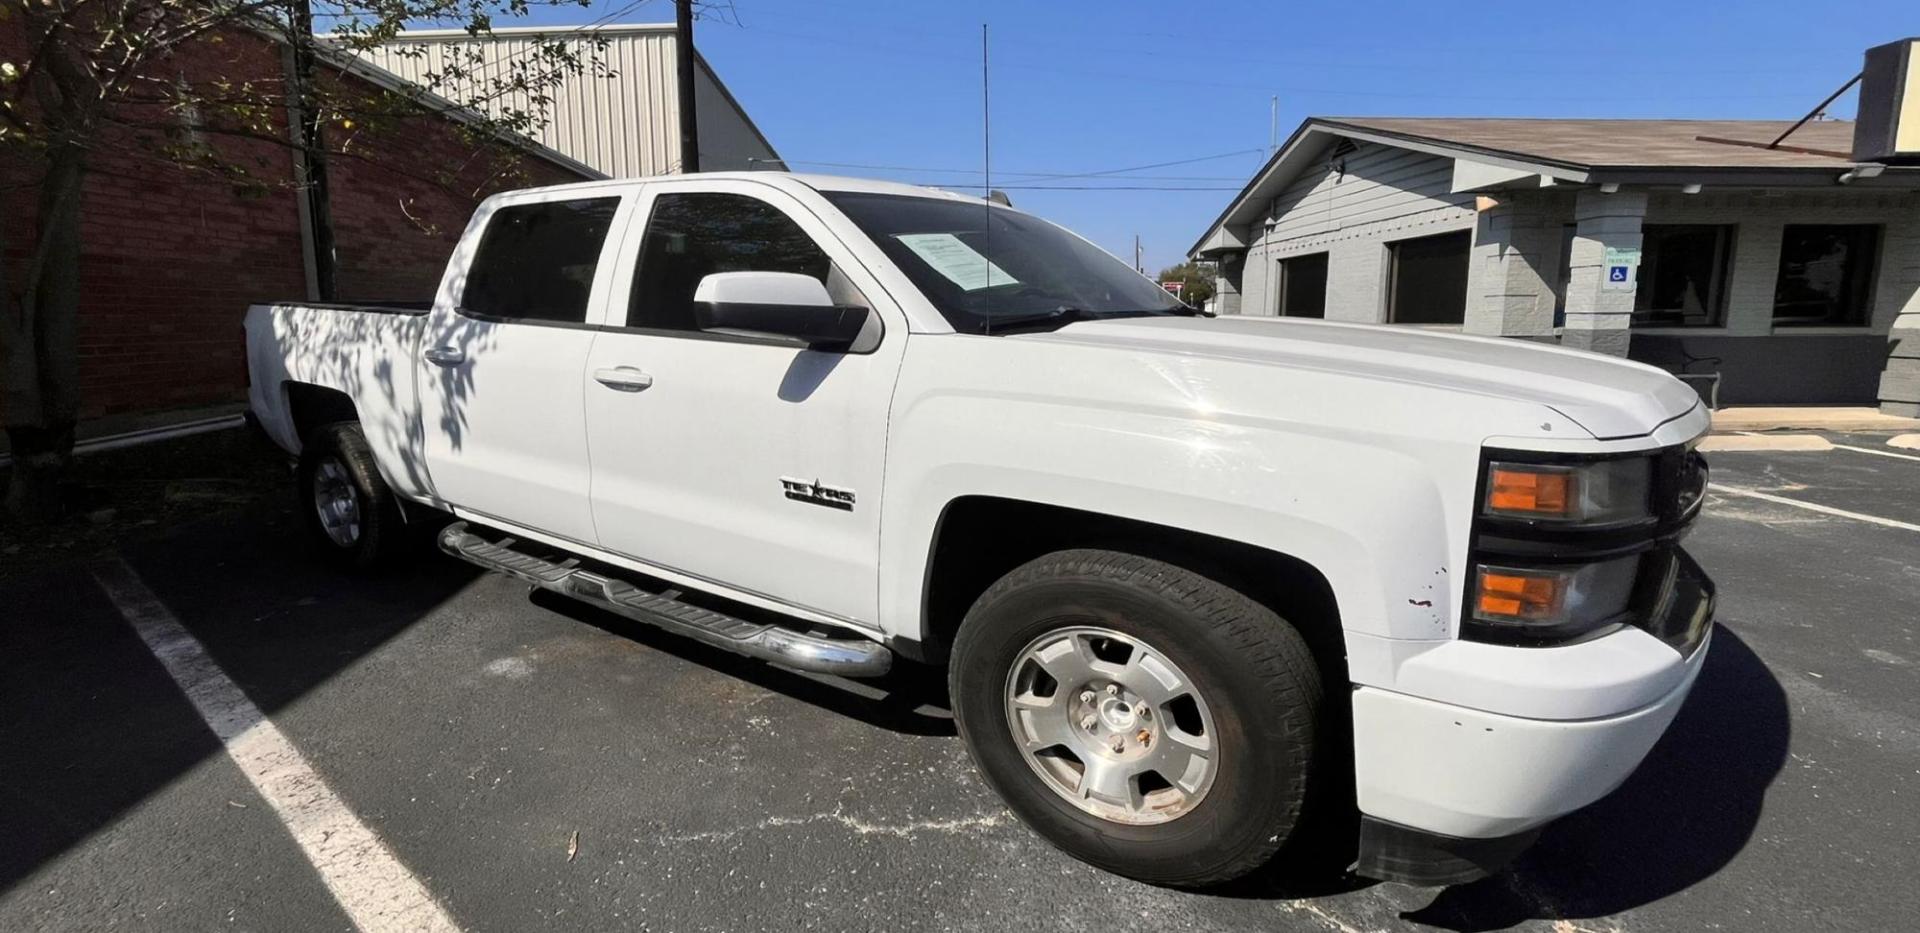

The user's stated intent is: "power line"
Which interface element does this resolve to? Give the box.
[916,184,1244,191]
[1014,150,1265,182]
[759,149,1262,181]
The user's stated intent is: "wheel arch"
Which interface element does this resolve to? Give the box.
[283,381,360,448]
[915,496,1348,692]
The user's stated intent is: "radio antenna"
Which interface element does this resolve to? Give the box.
[982,23,992,199]
[981,22,993,333]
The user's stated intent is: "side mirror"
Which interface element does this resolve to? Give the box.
[693,271,871,350]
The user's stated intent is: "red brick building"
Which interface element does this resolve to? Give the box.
[1,26,596,423]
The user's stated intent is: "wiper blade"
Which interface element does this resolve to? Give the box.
[981,305,1098,334]
[982,305,1203,335]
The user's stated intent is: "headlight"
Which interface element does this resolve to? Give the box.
[1468,556,1639,643]
[1483,458,1653,526]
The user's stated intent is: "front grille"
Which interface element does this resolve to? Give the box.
[1652,446,1709,526]
[1634,547,1716,654]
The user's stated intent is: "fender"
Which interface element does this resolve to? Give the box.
[875,332,1590,691]
[244,302,434,500]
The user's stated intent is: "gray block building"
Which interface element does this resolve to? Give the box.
[1189,117,1920,413]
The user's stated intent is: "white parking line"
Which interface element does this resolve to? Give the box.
[1709,484,1920,533]
[1833,444,1920,463]
[92,556,461,933]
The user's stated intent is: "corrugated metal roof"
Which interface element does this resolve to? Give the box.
[346,23,778,178]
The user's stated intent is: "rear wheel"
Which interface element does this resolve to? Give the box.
[951,549,1323,887]
[296,422,406,570]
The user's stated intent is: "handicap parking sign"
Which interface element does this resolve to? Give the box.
[1608,265,1630,282]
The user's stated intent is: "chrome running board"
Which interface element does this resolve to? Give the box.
[438,522,892,678]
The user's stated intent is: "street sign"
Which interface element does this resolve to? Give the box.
[1602,246,1640,291]
[1161,281,1184,295]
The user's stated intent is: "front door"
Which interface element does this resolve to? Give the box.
[419,194,626,544]
[583,181,906,625]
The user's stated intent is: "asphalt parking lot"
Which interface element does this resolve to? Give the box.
[4,432,1918,932]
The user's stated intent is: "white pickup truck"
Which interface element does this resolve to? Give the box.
[245,172,1715,888]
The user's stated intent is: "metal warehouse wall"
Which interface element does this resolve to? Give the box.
[350,24,779,179]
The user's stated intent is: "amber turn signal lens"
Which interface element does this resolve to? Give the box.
[1486,466,1574,517]
[1475,568,1567,621]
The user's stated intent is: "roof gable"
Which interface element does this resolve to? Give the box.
[1189,116,1920,258]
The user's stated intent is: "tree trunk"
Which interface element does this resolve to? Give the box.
[3,143,87,522]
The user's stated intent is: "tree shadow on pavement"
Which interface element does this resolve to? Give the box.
[1400,623,1788,930]
[0,506,482,897]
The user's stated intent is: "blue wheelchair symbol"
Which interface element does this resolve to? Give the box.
[1608,265,1630,282]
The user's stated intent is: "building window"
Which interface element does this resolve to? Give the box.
[1633,225,1733,328]
[1773,224,1880,327]
[462,198,621,324]
[1277,253,1327,318]
[1387,230,1470,325]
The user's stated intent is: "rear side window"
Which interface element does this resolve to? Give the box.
[462,197,620,324]
[627,192,830,331]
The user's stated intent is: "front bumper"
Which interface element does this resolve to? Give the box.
[1351,554,1714,884]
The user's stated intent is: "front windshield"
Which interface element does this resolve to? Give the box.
[823,191,1188,333]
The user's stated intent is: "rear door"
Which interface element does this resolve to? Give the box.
[418,192,627,543]
[582,180,907,626]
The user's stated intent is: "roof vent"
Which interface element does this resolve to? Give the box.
[1853,37,1920,163]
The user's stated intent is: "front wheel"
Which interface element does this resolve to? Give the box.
[950,549,1323,887]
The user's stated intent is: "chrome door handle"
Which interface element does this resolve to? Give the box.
[423,346,466,366]
[593,367,654,391]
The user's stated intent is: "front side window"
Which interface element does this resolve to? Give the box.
[1387,230,1471,325]
[1633,225,1732,328]
[823,192,1186,333]
[1773,224,1880,326]
[462,198,619,324]
[627,192,831,332]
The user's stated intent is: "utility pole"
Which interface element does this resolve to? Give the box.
[288,0,336,299]
[1134,234,1143,273]
[675,0,700,173]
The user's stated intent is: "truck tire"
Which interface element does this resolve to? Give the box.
[950,548,1322,887]
[296,422,407,570]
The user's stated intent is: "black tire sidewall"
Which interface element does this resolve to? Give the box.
[951,557,1318,885]
[296,423,400,570]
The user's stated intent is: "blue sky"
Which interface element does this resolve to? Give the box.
[510,0,1912,273]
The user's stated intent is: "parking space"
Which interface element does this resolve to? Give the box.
[3,434,1918,932]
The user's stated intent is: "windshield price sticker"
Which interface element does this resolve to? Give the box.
[895,233,1019,292]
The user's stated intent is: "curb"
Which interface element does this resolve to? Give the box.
[1699,435,1835,452]
[0,415,246,469]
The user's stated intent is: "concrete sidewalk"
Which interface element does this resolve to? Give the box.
[1710,406,1920,434]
